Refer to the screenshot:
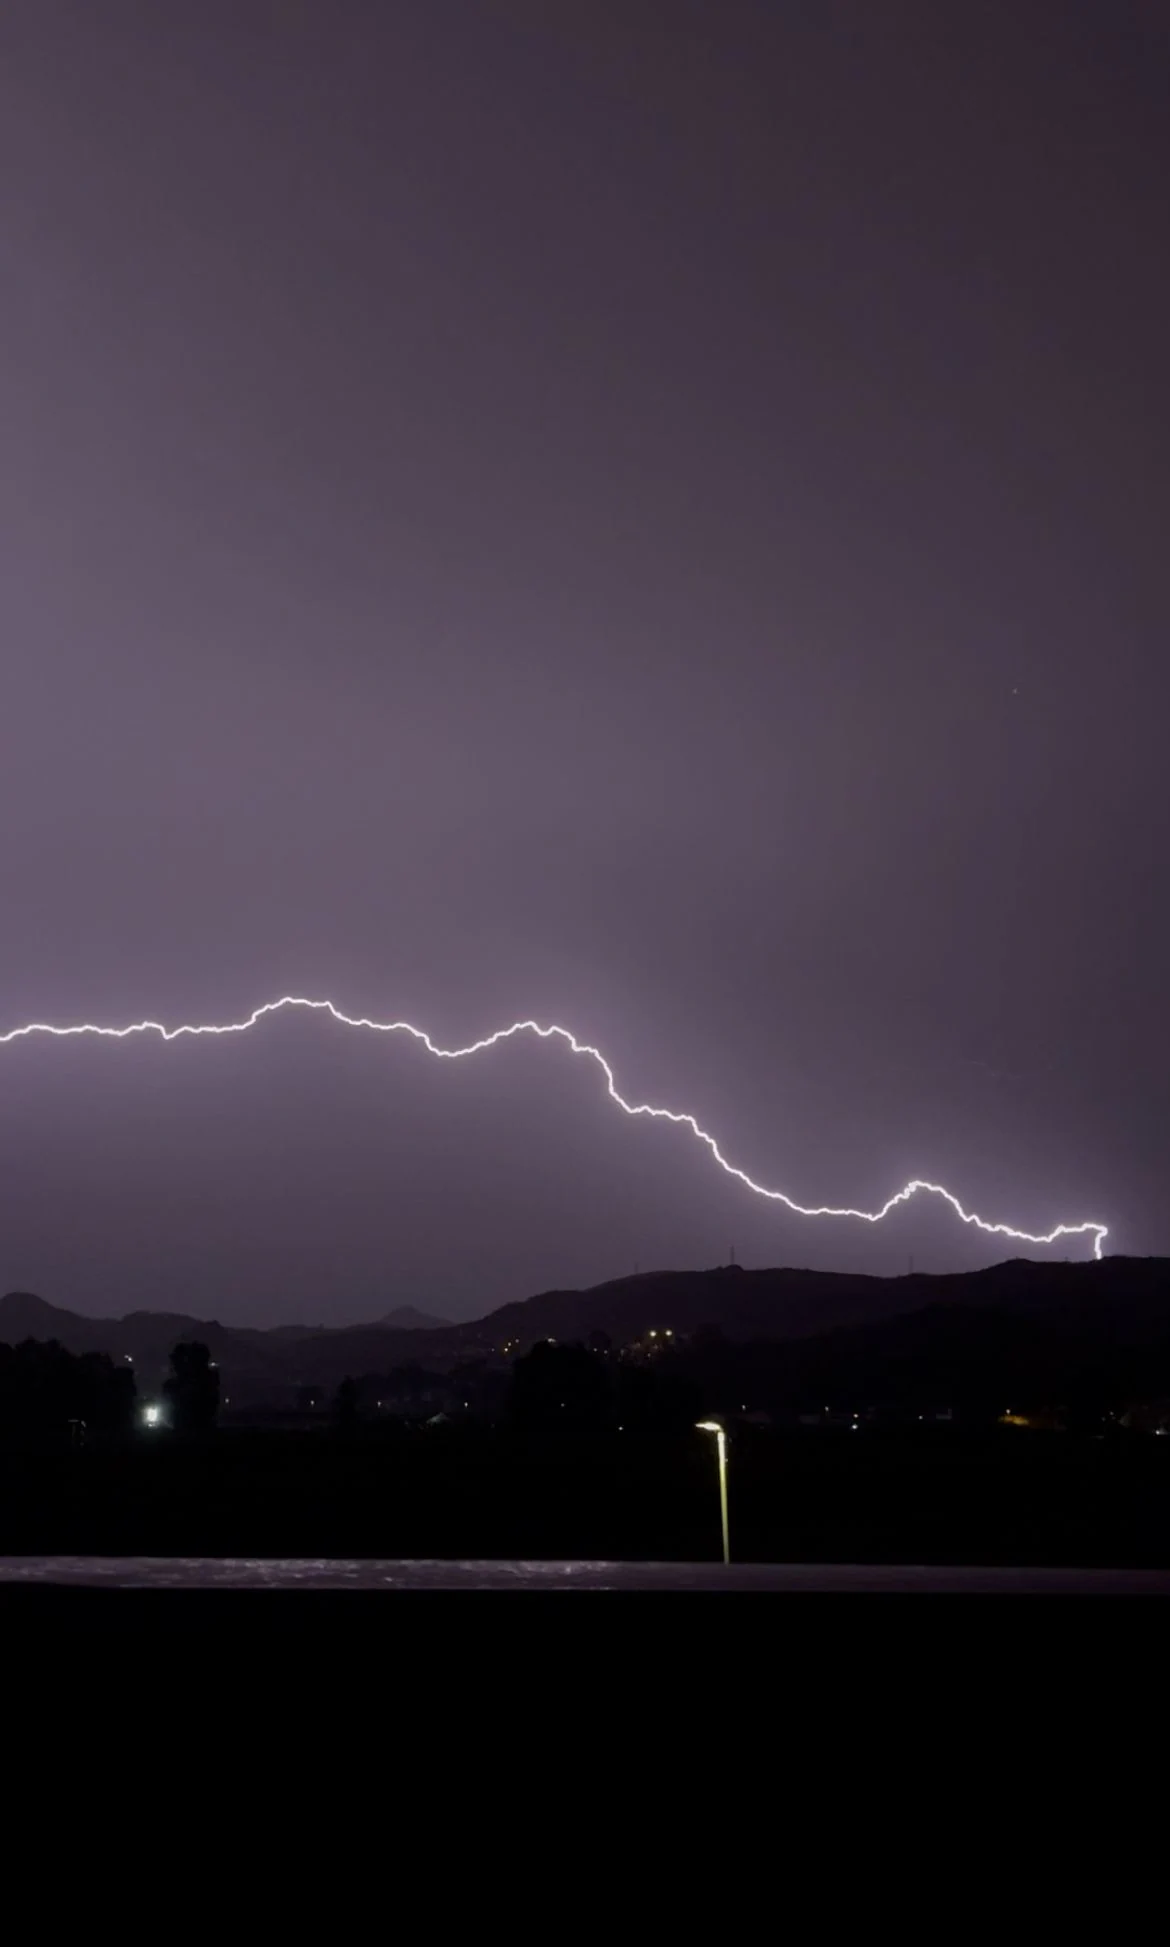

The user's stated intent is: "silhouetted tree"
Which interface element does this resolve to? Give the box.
[387,1363,427,1405]
[615,1358,702,1432]
[333,1376,359,1431]
[0,1338,136,1441]
[164,1341,220,1434]
[507,1341,610,1431]
[449,1358,489,1412]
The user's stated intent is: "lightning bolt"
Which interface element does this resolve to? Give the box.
[0,994,1108,1259]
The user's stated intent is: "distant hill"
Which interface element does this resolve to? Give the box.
[696,1281,1170,1416]
[0,1290,292,1395]
[0,1292,72,1340]
[374,1305,448,1332]
[2,1257,1166,1406]
[0,1290,427,1400]
[456,1255,1170,1352]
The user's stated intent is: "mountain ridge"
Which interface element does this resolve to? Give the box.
[2,1257,1165,1402]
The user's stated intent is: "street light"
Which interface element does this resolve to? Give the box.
[696,1420,730,1564]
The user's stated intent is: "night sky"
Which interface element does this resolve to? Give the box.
[2,2,1166,1323]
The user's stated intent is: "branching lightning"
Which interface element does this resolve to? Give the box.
[0,995,1108,1258]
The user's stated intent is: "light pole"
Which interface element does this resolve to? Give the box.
[696,1420,730,1564]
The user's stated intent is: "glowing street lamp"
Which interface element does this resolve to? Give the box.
[696,1420,730,1564]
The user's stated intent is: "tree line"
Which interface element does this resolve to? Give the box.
[0,1337,219,1440]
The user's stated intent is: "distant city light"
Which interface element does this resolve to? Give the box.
[143,1404,161,1427]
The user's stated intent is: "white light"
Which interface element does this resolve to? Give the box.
[144,1404,161,1427]
[0,996,1109,1257]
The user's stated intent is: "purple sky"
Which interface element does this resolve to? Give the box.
[1,2,1166,1323]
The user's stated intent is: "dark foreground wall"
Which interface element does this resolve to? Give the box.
[2,1425,1170,1566]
